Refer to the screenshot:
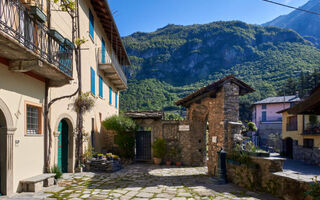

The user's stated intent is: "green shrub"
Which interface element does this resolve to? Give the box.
[50,165,62,179]
[152,138,166,158]
[305,176,320,199]
[102,115,138,159]
[247,122,257,132]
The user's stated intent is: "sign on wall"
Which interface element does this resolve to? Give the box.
[179,125,190,131]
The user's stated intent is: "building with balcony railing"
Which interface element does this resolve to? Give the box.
[0,0,76,195]
[280,85,320,166]
[48,0,130,184]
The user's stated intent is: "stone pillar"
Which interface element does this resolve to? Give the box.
[0,127,15,195]
[6,128,14,195]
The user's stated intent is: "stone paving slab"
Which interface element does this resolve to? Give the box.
[3,164,279,199]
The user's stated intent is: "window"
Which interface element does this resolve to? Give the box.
[115,92,118,108]
[303,139,314,148]
[262,104,267,109]
[262,111,267,122]
[287,116,298,131]
[101,38,105,63]
[99,76,103,98]
[26,104,42,135]
[89,9,94,40]
[109,87,112,105]
[90,67,95,95]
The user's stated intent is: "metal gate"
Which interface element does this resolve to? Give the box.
[135,131,151,161]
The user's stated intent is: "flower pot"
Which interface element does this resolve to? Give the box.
[176,161,182,166]
[30,6,47,23]
[49,29,65,44]
[153,157,162,165]
[166,160,171,166]
[64,38,75,50]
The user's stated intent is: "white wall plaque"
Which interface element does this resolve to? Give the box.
[179,125,190,131]
[212,136,217,143]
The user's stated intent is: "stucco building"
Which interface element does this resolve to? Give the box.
[252,95,300,147]
[280,85,320,166]
[0,0,129,195]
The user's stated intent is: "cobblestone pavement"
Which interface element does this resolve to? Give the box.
[6,164,279,200]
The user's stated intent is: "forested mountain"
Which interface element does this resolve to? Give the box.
[264,0,320,46]
[120,21,320,120]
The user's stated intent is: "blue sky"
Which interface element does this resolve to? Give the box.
[108,0,309,36]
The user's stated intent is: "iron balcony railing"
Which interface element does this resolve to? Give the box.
[98,47,127,86]
[0,0,73,77]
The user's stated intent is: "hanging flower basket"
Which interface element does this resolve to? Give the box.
[74,92,95,113]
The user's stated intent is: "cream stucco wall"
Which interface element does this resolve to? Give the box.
[281,112,320,147]
[0,64,45,192]
[48,0,121,171]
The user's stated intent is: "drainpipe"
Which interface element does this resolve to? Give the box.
[44,80,49,173]
[44,0,51,173]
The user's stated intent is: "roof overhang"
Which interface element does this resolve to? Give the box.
[90,0,130,66]
[175,75,255,107]
[287,85,320,115]
[125,111,164,120]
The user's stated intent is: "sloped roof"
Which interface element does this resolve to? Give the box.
[175,75,254,107]
[287,84,320,115]
[125,111,164,119]
[90,0,130,66]
[254,96,300,105]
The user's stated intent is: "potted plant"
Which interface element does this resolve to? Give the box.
[152,138,166,165]
[174,147,182,166]
[97,154,105,160]
[165,147,175,166]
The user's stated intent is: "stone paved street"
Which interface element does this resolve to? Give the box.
[5,164,279,200]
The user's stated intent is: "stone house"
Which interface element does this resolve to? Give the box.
[279,85,320,165]
[251,96,300,147]
[0,0,129,195]
[118,75,254,177]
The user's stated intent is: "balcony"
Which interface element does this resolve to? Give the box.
[98,47,127,90]
[302,124,320,135]
[0,0,73,87]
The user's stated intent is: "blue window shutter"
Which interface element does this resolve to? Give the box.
[115,92,118,108]
[101,38,105,63]
[89,10,94,40]
[99,76,103,98]
[90,67,95,95]
[109,87,112,105]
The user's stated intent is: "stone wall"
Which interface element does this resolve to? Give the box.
[226,156,312,200]
[293,143,320,166]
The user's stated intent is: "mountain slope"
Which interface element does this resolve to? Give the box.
[264,0,320,41]
[121,21,320,120]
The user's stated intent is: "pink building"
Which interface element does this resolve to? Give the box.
[252,96,300,146]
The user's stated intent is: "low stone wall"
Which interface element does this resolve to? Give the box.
[293,143,320,166]
[85,159,122,173]
[226,156,312,200]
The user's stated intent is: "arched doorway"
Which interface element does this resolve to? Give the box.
[284,137,293,159]
[57,119,69,173]
[0,98,15,195]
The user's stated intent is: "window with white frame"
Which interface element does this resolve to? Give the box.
[26,104,42,135]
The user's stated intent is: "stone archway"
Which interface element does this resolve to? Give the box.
[176,75,255,176]
[188,105,209,166]
[55,115,75,173]
[0,98,15,195]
